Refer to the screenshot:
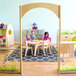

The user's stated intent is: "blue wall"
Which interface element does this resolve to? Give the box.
[0,0,76,43]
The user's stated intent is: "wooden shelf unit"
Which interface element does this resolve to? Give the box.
[0,24,14,48]
[0,28,7,48]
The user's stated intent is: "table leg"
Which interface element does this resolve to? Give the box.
[34,45,37,56]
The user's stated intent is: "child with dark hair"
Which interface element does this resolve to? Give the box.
[44,32,49,40]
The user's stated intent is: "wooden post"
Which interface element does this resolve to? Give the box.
[58,5,61,74]
[20,6,22,75]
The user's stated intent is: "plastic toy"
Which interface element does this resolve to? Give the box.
[0,23,4,28]
[0,34,1,36]
[35,40,40,42]
[74,48,76,56]
[32,22,38,30]
[1,23,4,26]
[0,23,7,29]
[0,25,3,28]
[0,30,3,35]
[0,30,3,38]
[0,36,3,38]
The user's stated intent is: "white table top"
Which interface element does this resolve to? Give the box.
[27,40,50,45]
[27,40,43,45]
[61,41,76,44]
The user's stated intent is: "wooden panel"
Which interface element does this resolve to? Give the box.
[61,34,76,41]
[60,44,70,54]
[21,3,59,18]
[58,5,61,73]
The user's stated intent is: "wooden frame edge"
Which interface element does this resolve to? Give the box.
[58,5,61,74]
[60,71,76,74]
[0,72,20,74]
[20,6,22,75]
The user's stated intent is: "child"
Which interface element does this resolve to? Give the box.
[26,34,31,41]
[30,30,36,40]
[44,32,49,40]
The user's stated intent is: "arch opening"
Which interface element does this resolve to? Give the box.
[20,3,61,74]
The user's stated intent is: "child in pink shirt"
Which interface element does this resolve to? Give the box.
[44,32,49,40]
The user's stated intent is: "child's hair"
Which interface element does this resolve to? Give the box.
[44,32,49,36]
[26,34,30,37]
[31,30,34,33]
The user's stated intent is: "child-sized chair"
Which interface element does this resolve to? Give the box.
[38,40,51,56]
[22,40,33,56]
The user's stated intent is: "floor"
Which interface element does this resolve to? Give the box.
[0,44,19,64]
[0,44,76,76]
[0,62,76,76]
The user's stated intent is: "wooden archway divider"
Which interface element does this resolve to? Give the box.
[20,3,61,75]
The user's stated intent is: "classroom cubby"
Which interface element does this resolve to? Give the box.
[0,24,14,48]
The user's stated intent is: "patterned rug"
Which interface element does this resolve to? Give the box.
[7,46,58,62]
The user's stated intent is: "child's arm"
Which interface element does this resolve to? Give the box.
[43,36,45,40]
[47,36,50,39]
[34,35,36,39]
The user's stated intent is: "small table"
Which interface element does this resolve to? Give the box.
[28,41,43,56]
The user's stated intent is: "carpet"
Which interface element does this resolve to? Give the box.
[7,46,58,62]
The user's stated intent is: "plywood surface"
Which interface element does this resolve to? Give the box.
[0,62,76,76]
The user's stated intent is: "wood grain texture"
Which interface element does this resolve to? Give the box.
[21,3,59,18]
[0,62,76,76]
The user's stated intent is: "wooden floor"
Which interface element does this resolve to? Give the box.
[0,62,76,76]
[0,44,19,64]
[0,44,76,76]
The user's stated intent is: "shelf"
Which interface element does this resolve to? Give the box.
[0,37,7,47]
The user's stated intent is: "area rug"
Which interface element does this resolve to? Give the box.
[7,46,58,62]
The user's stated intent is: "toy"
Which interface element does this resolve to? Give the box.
[0,36,3,38]
[0,30,3,35]
[0,23,7,29]
[0,23,4,28]
[74,50,76,56]
[0,34,1,36]
[35,39,40,42]
[0,30,3,38]
[74,47,76,56]
[1,23,4,26]
[32,22,38,30]
[0,25,3,28]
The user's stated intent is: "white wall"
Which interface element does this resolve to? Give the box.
[0,0,76,42]
[22,8,59,43]
[61,0,76,30]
